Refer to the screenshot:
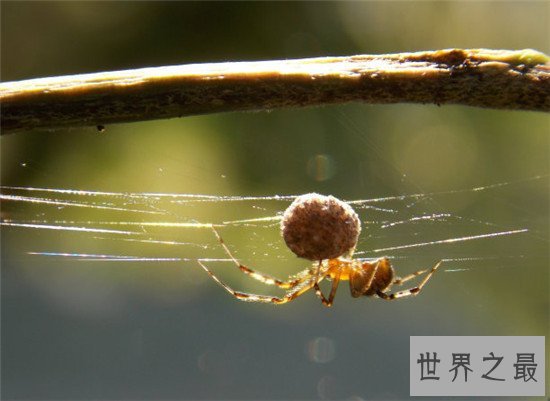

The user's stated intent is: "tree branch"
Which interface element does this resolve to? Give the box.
[1,48,548,134]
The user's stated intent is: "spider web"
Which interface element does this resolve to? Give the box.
[0,174,544,281]
[1,121,548,401]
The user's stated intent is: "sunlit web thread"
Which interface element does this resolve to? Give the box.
[441,255,527,272]
[355,229,528,255]
[0,185,222,200]
[2,175,545,230]
[347,174,548,206]
[25,251,528,272]
[1,175,545,237]
[0,212,530,244]
[379,213,452,228]
[0,208,522,239]
[16,225,529,270]
[0,186,295,202]
[90,236,210,248]
[16,224,531,274]
[0,214,529,248]
[1,174,545,204]
[1,177,540,272]
[0,194,164,215]
[377,213,519,235]
[26,252,232,263]
[2,216,521,243]
[0,222,138,235]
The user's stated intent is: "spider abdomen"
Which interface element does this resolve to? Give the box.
[280,193,361,261]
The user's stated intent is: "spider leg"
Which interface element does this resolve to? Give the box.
[393,267,432,286]
[314,266,341,307]
[377,260,442,300]
[198,260,316,305]
[210,225,304,289]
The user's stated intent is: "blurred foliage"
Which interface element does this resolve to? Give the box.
[1,2,548,400]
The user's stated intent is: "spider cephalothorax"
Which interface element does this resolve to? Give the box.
[198,193,440,307]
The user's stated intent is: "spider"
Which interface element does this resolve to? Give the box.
[198,226,441,307]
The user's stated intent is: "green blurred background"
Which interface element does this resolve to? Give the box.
[1,1,548,400]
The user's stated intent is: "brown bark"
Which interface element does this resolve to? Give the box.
[1,48,548,134]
